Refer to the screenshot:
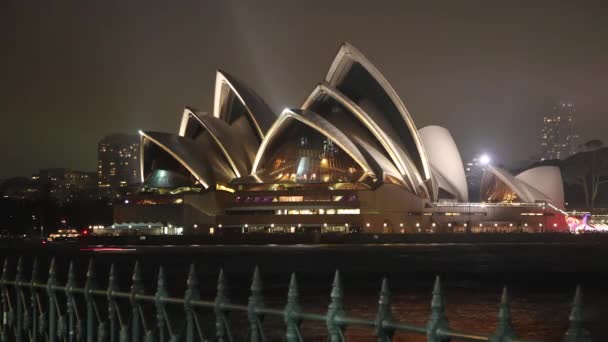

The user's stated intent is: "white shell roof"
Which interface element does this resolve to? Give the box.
[418,126,468,202]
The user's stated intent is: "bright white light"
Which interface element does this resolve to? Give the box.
[479,154,491,165]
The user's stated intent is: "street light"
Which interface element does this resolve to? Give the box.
[479,154,491,165]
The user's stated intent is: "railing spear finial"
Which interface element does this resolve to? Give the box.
[47,258,56,286]
[563,285,591,342]
[427,276,449,342]
[216,269,228,303]
[327,270,345,342]
[108,263,117,292]
[248,266,264,342]
[491,286,515,342]
[28,258,39,335]
[250,266,262,299]
[155,266,168,341]
[67,260,76,289]
[1,258,10,282]
[14,257,24,341]
[84,258,96,342]
[156,266,167,296]
[214,269,230,342]
[287,273,299,303]
[31,258,38,283]
[376,277,394,341]
[284,273,302,342]
[130,261,144,341]
[46,258,57,342]
[85,259,96,286]
[16,256,23,283]
[184,263,200,341]
[105,263,118,342]
[185,263,200,301]
[66,260,77,340]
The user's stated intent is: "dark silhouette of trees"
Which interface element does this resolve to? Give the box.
[562,140,608,210]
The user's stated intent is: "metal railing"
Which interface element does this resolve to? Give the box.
[0,257,592,342]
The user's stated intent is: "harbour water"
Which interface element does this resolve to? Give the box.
[3,242,607,341]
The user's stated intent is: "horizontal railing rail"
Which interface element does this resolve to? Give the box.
[0,257,592,342]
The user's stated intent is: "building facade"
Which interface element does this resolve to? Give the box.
[33,168,96,203]
[97,134,140,189]
[540,103,579,161]
[105,43,571,236]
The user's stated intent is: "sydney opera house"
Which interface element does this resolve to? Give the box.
[111,43,569,235]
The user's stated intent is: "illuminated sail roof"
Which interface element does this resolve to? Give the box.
[141,128,242,190]
[419,126,468,202]
[302,82,415,191]
[179,109,249,178]
[138,42,559,206]
[213,70,275,141]
[481,165,564,208]
[324,42,433,195]
[516,166,565,209]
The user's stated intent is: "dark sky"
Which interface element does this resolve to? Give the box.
[1,0,607,178]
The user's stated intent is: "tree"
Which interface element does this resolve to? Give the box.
[562,140,608,210]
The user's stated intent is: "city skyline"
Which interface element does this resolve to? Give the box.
[1,0,608,178]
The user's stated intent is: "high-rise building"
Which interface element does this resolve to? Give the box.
[97,134,140,189]
[540,103,579,161]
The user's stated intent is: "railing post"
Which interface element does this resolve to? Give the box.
[84,259,96,342]
[46,258,57,342]
[214,269,232,342]
[106,263,118,342]
[247,266,264,342]
[130,261,143,342]
[0,259,10,342]
[184,263,200,342]
[326,270,345,342]
[14,257,23,342]
[375,278,394,342]
[426,276,449,342]
[563,285,591,342]
[284,273,301,342]
[65,261,77,342]
[30,259,39,342]
[491,287,515,342]
[154,266,168,342]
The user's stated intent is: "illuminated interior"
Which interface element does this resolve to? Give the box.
[254,122,366,185]
[142,141,199,188]
[480,172,520,203]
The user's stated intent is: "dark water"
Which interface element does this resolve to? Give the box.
[4,242,608,341]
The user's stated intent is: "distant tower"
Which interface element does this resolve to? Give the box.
[97,134,140,189]
[539,102,579,161]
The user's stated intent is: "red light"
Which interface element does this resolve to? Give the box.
[82,230,89,235]
[41,240,47,245]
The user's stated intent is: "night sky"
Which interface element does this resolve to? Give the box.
[1,0,607,178]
